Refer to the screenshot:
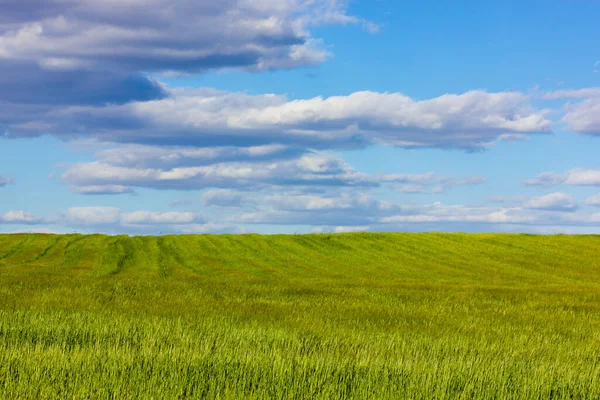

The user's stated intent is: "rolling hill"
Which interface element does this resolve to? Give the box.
[1,233,599,398]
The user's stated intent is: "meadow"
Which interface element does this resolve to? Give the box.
[0,233,599,399]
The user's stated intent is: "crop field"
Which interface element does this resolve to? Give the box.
[0,233,599,399]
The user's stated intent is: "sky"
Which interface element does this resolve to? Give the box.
[0,0,599,235]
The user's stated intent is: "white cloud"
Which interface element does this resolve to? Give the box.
[0,210,46,224]
[3,193,600,234]
[0,0,360,74]
[562,97,600,136]
[334,225,370,233]
[6,88,552,151]
[121,211,201,225]
[62,145,486,195]
[380,202,600,227]
[1,227,66,234]
[585,194,600,207]
[541,87,600,100]
[63,207,121,225]
[61,147,487,195]
[61,152,374,191]
[524,169,600,187]
[171,223,241,234]
[524,193,578,212]
[91,143,296,169]
[381,173,486,193]
[311,225,371,233]
[62,207,203,226]
[71,185,135,195]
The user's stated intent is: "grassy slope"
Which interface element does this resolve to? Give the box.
[0,233,600,399]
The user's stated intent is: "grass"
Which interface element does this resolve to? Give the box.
[0,232,599,399]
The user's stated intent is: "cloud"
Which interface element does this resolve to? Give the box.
[0,0,355,74]
[120,211,202,225]
[524,169,600,187]
[0,176,13,187]
[227,191,399,226]
[379,202,600,228]
[91,143,302,169]
[0,0,377,145]
[63,207,122,225]
[540,87,600,100]
[0,61,168,106]
[585,194,600,207]
[61,148,486,195]
[3,193,600,234]
[562,97,600,136]
[0,210,47,224]
[485,195,530,205]
[61,152,375,192]
[70,185,135,195]
[201,189,248,208]
[171,223,241,234]
[223,191,600,232]
[213,189,597,230]
[536,86,600,136]
[1,227,67,234]
[311,225,371,233]
[62,207,203,226]
[523,193,578,212]
[380,173,486,194]
[3,88,552,151]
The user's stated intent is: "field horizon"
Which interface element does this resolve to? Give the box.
[1,232,600,398]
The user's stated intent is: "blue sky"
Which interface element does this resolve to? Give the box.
[0,0,599,234]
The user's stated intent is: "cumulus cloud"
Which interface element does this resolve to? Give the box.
[0,210,47,224]
[61,149,487,195]
[62,207,203,226]
[0,0,355,74]
[536,86,600,136]
[0,0,380,145]
[524,169,600,187]
[213,190,398,226]
[585,194,600,207]
[2,193,600,234]
[30,206,235,234]
[60,152,374,192]
[541,87,600,100]
[523,193,578,212]
[63,207,122,225]
[0,175,13,187]
[210,189,597,230]
[171,223,241,234]
[121,211,202,225]
[379,203,600,228]
[70,185,135,195]
[311,226,371,233]
[562,97,600,136]
[223,192,600,231]
[3,87,552,150]
[91,143,302,169]
[380,173,486,194]
[46,89,541,198]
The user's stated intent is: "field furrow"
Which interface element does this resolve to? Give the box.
[1,233,600,399]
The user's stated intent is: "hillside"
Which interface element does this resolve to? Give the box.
[1,233,600,398]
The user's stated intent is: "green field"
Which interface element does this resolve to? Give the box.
[1,233,600,399]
